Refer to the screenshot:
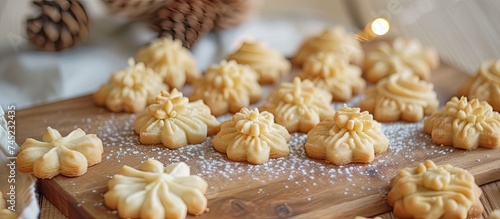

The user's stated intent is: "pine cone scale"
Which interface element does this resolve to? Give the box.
[42,5,62,22]
[62,12,79,33]
[59,27,73,48]
[177,4,190,13]
[27,19,43,33]
[55,0,71,10]
[185,29,197,42]
[70,2,88,24]
[187,16,199,28]
[44,22,59,42]
[172,13,184,22]
[32,34,45,47]
[79,22,89,38]
[156,9,170,19]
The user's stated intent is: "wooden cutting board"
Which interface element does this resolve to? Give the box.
[16,64,500,219]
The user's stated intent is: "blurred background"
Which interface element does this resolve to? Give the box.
[0,0,499,109]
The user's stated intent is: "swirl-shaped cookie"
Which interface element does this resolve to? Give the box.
[360,71,439,122]
[212,108,291,164]
[363,37,439,83]
[260,77,335,133]
[134,89,220,149]
[93,58,168,113]
[17,127,103,179]
[457,59,500,111]
[189,60,263,116]
[0,191,18,219]
[136,37,201,89]
[424,96,500,150]
[104,159,208,219]
[293,26,363,67]
[305,106,388,165]
[298,52,366,101]
[226,41,291,84]
[387,160,483,219]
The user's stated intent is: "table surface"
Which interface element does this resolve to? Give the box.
[17,57,500,218]
[38,181,500,218]
[23,96,500,219]
[26,77,500,218]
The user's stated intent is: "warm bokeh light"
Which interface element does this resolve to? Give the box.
[371,18,390,36]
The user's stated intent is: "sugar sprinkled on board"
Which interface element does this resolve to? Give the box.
[90,112,457,199]
[51,84,466,216]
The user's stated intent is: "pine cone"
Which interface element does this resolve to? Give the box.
[150,0,217,49]
[213,0,253,30]
[26,0,89,51]
[101,0,169,19]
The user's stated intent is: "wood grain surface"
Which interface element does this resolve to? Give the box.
[38,180,500,219]
[16,64,500,219]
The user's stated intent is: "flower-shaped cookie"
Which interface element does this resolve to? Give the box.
[212,108,291,164]
[364,37,439,83]
[0,191,19,219]
[136,37,201,89]
[104,159,208,219]
[134,89,220,149]
[305,106,388,165]
[93,58,168,113]
[17,127,103,179]
[298,52,366,101]
[260,77,335,133]
[387,160,484,219]
[424,96,500,150]
[457,59,500,111]
[226,41,291,84]
[189,60,263,116]
[360,71,439,122]
[293,26,363,67]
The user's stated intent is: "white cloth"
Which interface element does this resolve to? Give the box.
[0,106,39,218]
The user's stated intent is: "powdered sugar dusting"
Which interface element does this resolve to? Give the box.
[86,106,455,200]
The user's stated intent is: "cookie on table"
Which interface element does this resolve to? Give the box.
[136,37,201,89]
[93,58,168,113]
[104,159,208,219]
[363,37,439,83]
[298,52,366,101]
[424,96,500,150]
[457,59,500,111]
[134,89,220,149]
[17,127,103,179]
[387,160,483,219]
[293,26,363,67]
[0,191,19,219]
[260,77,335,133]
[226,41,291,84]
[305,106,388,165]
[360,71,439,122]
[212,108,291,165]
[488,210,500,219]
[189,60,263,116]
